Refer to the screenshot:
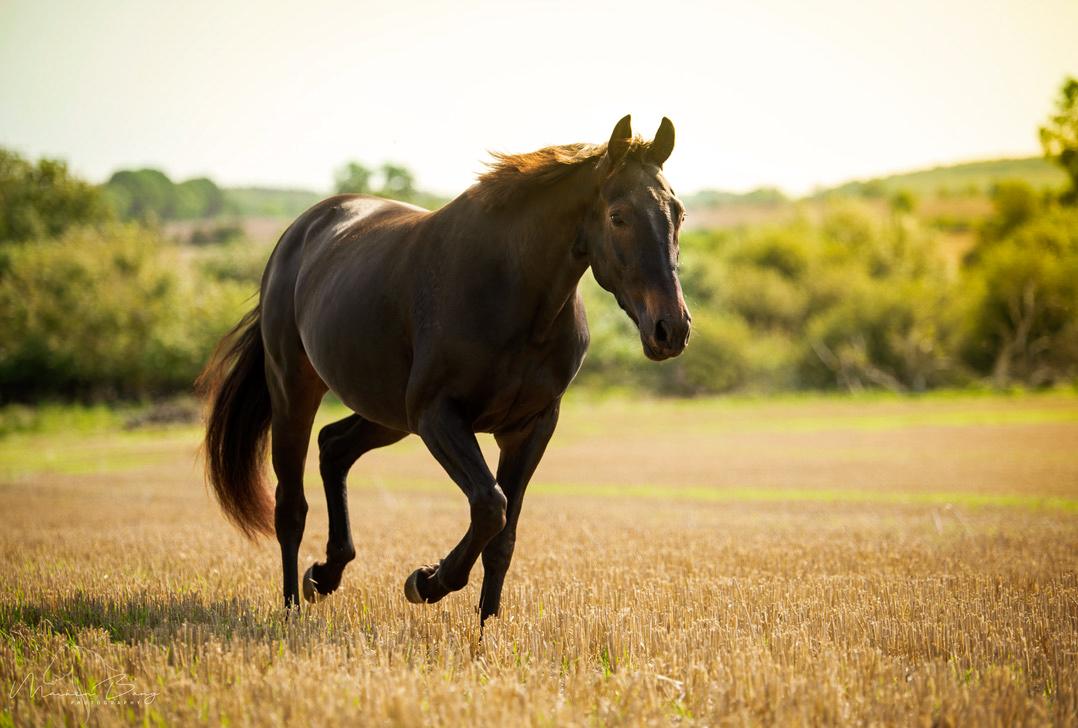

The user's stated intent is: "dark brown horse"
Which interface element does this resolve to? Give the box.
[198,116,691,620]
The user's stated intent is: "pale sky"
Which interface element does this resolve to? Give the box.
[1,0,1076,196]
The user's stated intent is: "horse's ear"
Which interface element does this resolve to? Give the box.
[649,117,675,166]
[607,114,633,162]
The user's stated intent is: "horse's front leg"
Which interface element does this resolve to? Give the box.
[479,401,560,623]
[404,401,507,605]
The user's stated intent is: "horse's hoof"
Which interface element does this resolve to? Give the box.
[404,569,426,604]
[302,565,322,604]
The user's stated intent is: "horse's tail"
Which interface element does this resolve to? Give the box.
[196,304,275,539]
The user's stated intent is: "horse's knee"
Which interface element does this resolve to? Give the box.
[470,484,507,538]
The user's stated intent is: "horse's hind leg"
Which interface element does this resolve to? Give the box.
[265,356,325,610]
[302,414,407,602]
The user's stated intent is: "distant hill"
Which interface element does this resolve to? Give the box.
[223,186,324,218]
[684,187,788,208]
[817,157,1066,199]
[679,157,1070,236]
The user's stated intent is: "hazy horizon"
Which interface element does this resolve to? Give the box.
[2,0,1076,197]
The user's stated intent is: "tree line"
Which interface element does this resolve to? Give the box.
[0,155,446,234]
[0,77,1075,402]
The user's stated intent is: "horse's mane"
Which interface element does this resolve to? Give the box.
[472,137,652,210]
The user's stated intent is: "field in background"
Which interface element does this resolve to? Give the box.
[820,157,1065,200]
[162,156,1062,248]
[1,392,1077,725]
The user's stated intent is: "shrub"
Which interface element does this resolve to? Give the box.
[956,209,1078,386]
[0,224,250,401]
[197,240,273,285]
[0,149,112,243]
[653,313,754,395]
[574,272,644,389]
[801,275,953,391]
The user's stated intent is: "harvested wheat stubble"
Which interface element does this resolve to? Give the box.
[1,394,1076,726]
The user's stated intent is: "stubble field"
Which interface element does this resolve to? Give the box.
[1,392,1077,726]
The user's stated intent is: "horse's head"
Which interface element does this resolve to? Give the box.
[582,115,692,361]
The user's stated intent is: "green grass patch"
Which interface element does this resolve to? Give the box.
[348,476,1078,513]
[535,482,1078,512]
[0,404,126,438]
[2,392,1075,484]
[0,429,200,479]
[557,390,1078,437]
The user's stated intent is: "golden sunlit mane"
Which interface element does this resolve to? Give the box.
[472,137,652,209]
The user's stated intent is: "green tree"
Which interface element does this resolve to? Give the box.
[378,162,417,202]
[965,180,1040,265]
[333,160,442,207]
[334,161,373,194]
[175,177,224,218]
[1039,76,1078,204]
[104,168,176,221]
[0,148,111,243]
[956,208,1078,386]
[105,169,228,220]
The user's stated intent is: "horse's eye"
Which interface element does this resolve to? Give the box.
[609,213,626,227]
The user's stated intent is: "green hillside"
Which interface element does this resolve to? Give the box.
[223,186,323,218]
[820,157,1066,199]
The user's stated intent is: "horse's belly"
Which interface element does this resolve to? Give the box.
[300,302,413,433]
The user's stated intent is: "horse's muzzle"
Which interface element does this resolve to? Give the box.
[640,310,691,361]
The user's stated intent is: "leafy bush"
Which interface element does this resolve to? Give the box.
[574,204,951,395]
[197,240,273,285]
[0,149,112,243]
[0,224,250,401]
[801,276,952,391]
[574,272,643,389]
[188,221,246,246]
[955,209,1078,385]
[654,313,754,394]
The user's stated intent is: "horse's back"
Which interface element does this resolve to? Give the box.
[323,194,428,240]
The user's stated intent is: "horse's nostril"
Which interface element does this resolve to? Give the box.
[654,319,670,344]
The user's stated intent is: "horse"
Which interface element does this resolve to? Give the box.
[197,115,692,621]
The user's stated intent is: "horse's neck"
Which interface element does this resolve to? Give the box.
[495,170,596,336]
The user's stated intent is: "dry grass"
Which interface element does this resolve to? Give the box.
[1,392,1077,726]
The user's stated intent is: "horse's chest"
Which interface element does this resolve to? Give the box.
[472,329,587,432]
